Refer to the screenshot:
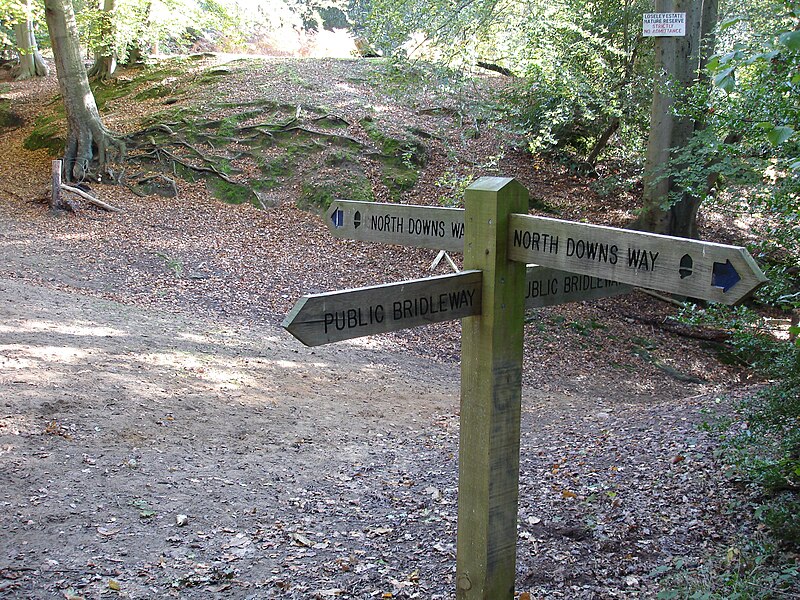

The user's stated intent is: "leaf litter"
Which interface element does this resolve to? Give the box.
[0,55,779,598]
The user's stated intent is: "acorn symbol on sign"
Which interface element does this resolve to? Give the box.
[354,211,361,229]
[679,254,693,279]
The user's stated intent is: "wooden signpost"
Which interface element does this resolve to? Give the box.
[284,178,767,599]
[508,213,767,305]
[525,266,630,308]
[327,198,465,252]
[283,265,629,346]
[282,270,482,346]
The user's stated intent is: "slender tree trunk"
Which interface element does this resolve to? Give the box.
[13,2,49,80]
[586,117,619,166]
[44,0,123,182]
[87,0,118,81]
[586,36,641,166]
[637,0,718,238]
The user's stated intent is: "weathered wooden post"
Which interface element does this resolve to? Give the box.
[456,177,527,599]
[51,159,62,212]
[284,178,766,598]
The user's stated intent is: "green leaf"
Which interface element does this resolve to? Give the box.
[779,30,800,51]
[767,125,795,146]
[716,51,740,67]
[719,15,746,31]
[705,55,720,72]
[713,68,736,93]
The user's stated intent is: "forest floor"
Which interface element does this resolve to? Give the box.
[0,55,786,599]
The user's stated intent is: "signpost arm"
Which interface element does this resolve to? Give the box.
[456,177,527,599]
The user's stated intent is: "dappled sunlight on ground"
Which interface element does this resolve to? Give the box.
[0,343,90,366]
[0,320,125,338]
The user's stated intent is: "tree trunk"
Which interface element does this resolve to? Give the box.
[637,0,718,238]
[87,0,117,81]
[13,7,49,80]
[586,34,641,166]
[586,117,619,166]
[50,159,63,211]
[44,0,123,182]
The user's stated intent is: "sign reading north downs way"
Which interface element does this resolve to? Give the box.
[508,213,768,305]
[327,199,765,305]
[327,199,465,253]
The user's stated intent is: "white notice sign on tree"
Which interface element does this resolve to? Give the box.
[642,12,686,37]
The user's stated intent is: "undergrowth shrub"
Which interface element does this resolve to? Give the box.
[662,288,800,598]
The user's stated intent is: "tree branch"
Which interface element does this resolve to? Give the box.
[61,184,122,212]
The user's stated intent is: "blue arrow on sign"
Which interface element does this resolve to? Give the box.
[712,259,741,292]
[331,208,344,229]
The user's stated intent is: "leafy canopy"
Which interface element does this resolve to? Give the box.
[361,0,654,163]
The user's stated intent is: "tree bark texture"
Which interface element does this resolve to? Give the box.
[13,13,49,80]
[637,0,718,238]
[44,0,122,182]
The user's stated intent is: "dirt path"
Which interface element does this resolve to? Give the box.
[0,275,466,598]
[0,58,755,599]
[1,268,746,599]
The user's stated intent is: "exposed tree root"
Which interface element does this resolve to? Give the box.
[63,125,126,183]
[87,55,117,83]
[279,125,362,146]
[158,148,237,183]
[60,106,376,207]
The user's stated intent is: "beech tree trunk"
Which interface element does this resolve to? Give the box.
[637,0,718,238]
[44,0,122,182]
[87,0,118,81]
[13,7,49,80]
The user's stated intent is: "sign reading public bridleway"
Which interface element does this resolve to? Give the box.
[508,214,768,304]
[327,199,465,252]
[283,265,631,346]
[525,266,630,308]
[282,270,482,346]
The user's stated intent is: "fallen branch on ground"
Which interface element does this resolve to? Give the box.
[636,288,688,307]
[61,184,122,213]
[624,313,731,343]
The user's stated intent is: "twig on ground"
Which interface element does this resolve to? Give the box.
[635,288,688,307]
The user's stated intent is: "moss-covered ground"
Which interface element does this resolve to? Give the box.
[14,55,465,211]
